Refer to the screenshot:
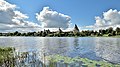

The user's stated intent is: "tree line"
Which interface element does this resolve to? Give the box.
[0,27,120,37]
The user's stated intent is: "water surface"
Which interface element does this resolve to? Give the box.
[0,37,120,64]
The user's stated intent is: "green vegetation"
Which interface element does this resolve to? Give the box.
[0,24,120,37]
[0,47,15,67]
[46,55,120,67]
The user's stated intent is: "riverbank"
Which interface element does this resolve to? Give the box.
[87,35,120,38]
[0,35,120,38]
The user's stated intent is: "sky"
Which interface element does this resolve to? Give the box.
[0,0,120,32]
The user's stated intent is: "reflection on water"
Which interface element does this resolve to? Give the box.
[0,37,120,64]
[95,37,120,64]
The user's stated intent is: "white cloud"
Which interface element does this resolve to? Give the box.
[0,0,16,11]
[94,16,106,27]
[85,9,120,30]
[0,0,40,32]
[13,11,29,20]
[36,7,71,29]
[95,9,120,27]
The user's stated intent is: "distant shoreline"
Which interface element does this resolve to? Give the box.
[0,35,120,38]
[0,25,120,37]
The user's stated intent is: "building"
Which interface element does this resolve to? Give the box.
[73,24,79,33]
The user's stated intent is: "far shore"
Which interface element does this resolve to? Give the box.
[0,35,120,38]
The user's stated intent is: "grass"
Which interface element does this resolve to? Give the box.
[90,35,120,38]
[110,35,120,38]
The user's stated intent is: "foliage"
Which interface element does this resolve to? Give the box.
[0,47,15,67]
[0,25,120,37]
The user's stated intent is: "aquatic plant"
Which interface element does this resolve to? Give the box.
[0,48,120,67]
[0,47,15,67]
[45,55,120,67]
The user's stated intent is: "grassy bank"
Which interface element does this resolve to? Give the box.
[88,35,120,38]
[110,35,120,38]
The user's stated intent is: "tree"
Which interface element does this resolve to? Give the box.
[116,27,120,35]
[14,31,19,36]
[106,27,113,34]
[58,28,63,33]
[42,29,47,37]
[99,29,106,35]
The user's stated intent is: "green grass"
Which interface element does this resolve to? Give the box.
[111,35,120,38]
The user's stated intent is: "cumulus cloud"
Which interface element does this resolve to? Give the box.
[85,9,120,30]
[0,0,16,11]
[0,0,40,32]
[36,7,71,29]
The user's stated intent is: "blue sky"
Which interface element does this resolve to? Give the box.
[6,0,120,27]
[0,0,120,32]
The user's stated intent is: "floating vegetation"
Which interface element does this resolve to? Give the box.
[46,55,120,67]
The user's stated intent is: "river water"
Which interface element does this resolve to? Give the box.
[0,37,120,64]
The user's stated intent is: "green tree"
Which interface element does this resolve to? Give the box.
[116,27,120,35]
[14,31,19,36]
[106,27,113,34]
